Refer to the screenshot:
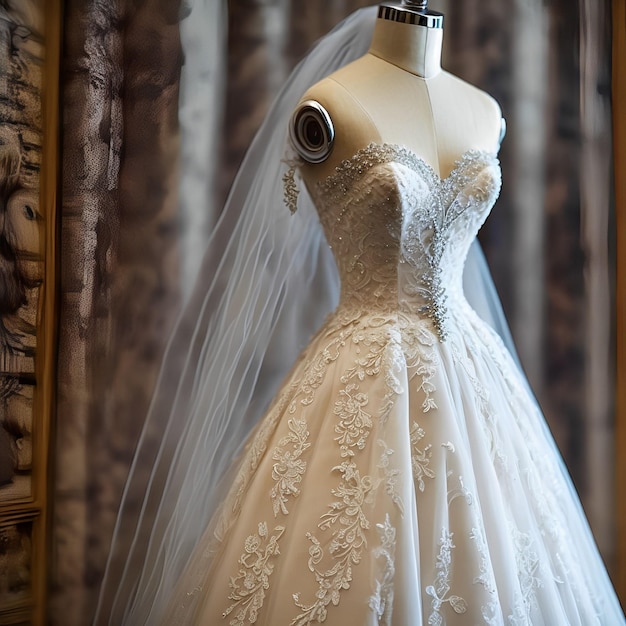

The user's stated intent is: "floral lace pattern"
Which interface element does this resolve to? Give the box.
[290,318,406,624]
[223,523,285,625]
[409,422,435,492]
[369,514,397,626]
[271,417,311,516]
[426,529,468,625]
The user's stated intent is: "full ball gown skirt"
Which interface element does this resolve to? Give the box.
[176,144,624,625]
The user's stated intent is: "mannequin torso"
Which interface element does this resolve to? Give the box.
[293,15,504,188]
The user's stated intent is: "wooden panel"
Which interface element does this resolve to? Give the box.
[613,0,626,607]
[0,0,61,623]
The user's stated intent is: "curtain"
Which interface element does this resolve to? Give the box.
[53,1,186,623]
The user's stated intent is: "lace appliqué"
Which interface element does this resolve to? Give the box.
[469,526,500,625]
[378,440,404,515]
[402,322,439,411]
[409,422,435,492]
[223,522,286,625]
[426,529,468,625]
[333,383,372,457]
[291,460,374,625]
[291,319,408,624]
[507,526,541,625]
[369,514,397,626]
[271,416,311,516]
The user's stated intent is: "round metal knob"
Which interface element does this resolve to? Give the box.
[289,100,335,164]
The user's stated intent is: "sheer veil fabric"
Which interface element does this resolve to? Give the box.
[94,5,618,625]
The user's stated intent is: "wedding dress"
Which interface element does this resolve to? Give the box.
[170,143,622,625]
[95,7,624,625]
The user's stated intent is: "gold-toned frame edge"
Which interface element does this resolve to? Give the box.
[613,0,626,608]
[35,0,63,623]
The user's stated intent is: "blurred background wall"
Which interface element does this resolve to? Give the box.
[0,1,614,623]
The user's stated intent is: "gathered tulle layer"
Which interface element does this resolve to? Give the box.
[162,305,621,625]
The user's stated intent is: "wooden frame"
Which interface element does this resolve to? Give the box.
[613,0,626,607]
[36,0,62,623]
[0,1,61,623]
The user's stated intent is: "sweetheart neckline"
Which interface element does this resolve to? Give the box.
[318,142,500,189]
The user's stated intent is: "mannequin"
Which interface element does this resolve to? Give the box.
[291,2,505,186]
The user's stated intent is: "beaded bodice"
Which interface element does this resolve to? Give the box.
[309,143,501,339]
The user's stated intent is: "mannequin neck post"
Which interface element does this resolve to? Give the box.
[369,6,444,78]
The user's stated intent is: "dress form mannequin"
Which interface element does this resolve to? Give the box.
[292,3,505,186]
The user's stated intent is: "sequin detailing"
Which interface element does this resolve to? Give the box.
[283,162,300,214]
[307,143,501,340]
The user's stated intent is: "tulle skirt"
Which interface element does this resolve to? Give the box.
[170,303,624,625]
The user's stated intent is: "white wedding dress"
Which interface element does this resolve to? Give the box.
[168,143,624,625]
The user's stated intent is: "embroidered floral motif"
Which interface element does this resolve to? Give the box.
[369,514,397,626]
[291,461,374,625]
[426,529,468,626]
[402,324,438,412]
[333,383,372,457]
[409,422,435,491]
[223,522,285,625]
[507,525,541,624]
[271,416,311,516]
[469,527,500,625]
[377,440,404,515]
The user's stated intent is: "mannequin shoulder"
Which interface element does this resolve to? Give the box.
[290,75,380,166]
[439,72,505,150]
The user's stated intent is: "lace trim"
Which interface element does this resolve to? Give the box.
[317,142,497,198]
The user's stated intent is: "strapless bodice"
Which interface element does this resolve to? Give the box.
[307,143,501,339]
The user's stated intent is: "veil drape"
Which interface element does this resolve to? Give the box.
[94,5,520,624]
